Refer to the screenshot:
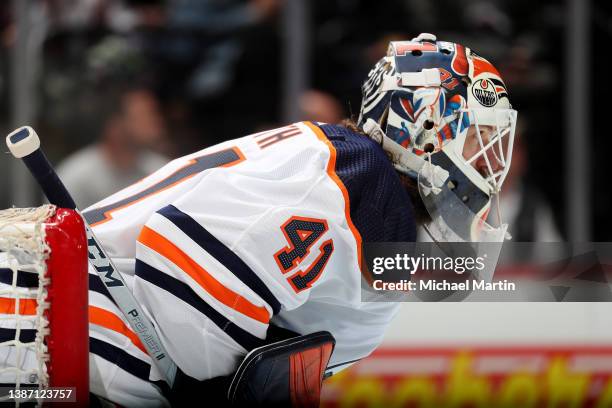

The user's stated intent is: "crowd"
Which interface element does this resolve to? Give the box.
[0,0,599,240]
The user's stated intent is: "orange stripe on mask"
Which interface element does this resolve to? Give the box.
[89,305,147,354]
[472,55,502,78]
[138,226,270,324]
[0,298,37,315]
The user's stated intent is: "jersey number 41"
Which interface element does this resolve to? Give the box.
[274,216,334,293]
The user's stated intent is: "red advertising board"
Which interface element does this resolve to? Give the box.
[321,346,612,407]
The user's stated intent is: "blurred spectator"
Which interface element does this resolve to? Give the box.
[114,0,284,144]
[123,0,282,100]
[168,0,282,32]
[57,87,168,208]
[44,0,136,32]
[169,0,282,100]
[0,0,582,235]
[121,87,171,155]
[299,89,343,124]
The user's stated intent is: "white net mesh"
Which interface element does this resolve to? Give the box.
[0,205,56,404]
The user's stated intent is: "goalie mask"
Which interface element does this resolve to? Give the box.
[358,33,517,242]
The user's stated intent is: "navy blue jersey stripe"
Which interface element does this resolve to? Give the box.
[0,328,36,343]
[157,204,281,315]
[90,337,150,382]
[88,274,117,307]
[135,259,265,351]
[0,268,39,288]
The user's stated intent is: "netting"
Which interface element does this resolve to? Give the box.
[0,205,56,403]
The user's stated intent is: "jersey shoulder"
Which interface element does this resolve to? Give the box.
[315,123,417,243]
[315,123,392,183]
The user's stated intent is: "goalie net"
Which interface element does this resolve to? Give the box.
[0,205,88,405]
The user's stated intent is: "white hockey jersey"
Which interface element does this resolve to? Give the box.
[2,121,418,406]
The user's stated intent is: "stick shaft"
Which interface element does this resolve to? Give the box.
[8,128,177,386]
[21,150,77,209]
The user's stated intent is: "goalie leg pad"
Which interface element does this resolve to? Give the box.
[227,331,335,407]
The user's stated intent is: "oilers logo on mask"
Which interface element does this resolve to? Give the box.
[472,79,498,107]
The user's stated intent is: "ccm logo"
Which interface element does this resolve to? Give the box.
[87,237,124,287]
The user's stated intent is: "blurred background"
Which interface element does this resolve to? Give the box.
[1,0,609,242]
[0,0,610,406]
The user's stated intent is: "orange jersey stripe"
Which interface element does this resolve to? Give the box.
[138,226,270,324]
[89,305,147,354]
[303,122,363,268]
[0,298,37,315]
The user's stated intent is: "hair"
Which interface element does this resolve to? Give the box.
[340,118,431,225]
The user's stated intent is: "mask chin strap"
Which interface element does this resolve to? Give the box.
[362,118,448,194]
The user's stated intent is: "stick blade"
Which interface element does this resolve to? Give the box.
[6,126,40,158]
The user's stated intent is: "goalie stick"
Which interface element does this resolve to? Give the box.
[5,126,178,386]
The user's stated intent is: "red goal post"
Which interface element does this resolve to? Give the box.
[0,205,88,406]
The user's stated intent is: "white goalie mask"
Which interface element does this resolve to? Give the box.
[359,33,518,243]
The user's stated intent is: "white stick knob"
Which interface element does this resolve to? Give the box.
[6,126,40,158]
